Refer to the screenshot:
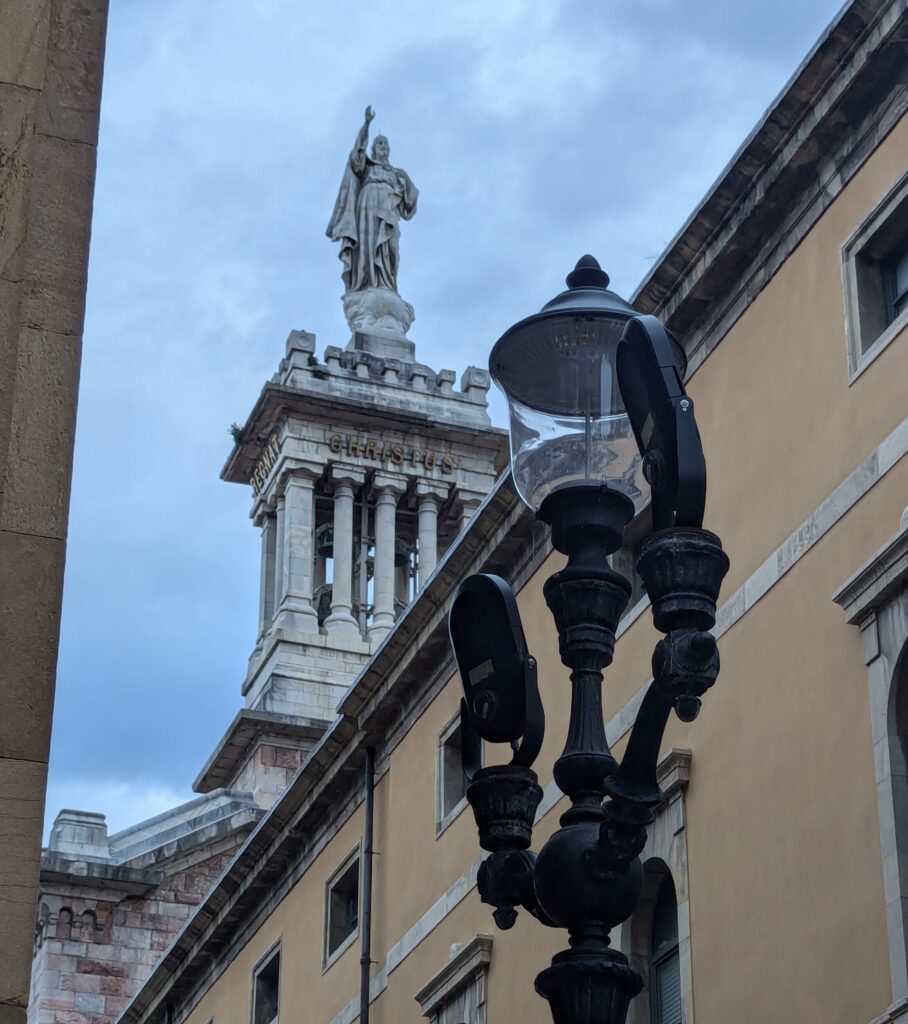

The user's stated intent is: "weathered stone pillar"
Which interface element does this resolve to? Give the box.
[271,495,285,616]
[458,488,485,533]
[416,482,449,589]
[256,512,277,646]
[369,478,405,644]
[275,473,319,633]
[326,469,364,638]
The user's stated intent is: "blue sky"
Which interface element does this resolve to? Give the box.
[46,0,843,836]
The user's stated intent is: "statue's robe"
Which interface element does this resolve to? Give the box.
[326,147,418,294]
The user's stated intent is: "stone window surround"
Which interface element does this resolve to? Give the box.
[613,748,694,1024]
[842,169,908,383]
[436,709,475,837]
[414,933,493,1024]
[834,516,908,1024]
[250,940,281,1024]
[323,843,361,971]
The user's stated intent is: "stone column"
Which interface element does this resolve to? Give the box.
[256,512,277,646]
[274,473,319,634]
[326,468,364,639]
[272,495,285,616]
[416,482,449,590]
[458,489,485,533]
[369,477,405,644]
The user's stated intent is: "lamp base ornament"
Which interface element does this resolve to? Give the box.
[536,949,643,1024]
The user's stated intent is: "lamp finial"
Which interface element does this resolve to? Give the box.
[566,255,610,291]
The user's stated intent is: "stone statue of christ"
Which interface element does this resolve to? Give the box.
[326,106,419,296]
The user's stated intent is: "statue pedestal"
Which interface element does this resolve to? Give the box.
[347,330,416,361]
[342,287,415,359]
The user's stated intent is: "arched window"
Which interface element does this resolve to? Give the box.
[80,909,97,942]
[834,528,908,1005]
[649,876,682,1024]
[55,907,73,940]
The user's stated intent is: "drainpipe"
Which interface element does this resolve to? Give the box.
[360,746,376,1024]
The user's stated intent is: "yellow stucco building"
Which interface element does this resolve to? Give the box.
[52,2,908,1023]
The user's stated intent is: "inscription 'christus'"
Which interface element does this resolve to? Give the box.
[328,434,456,474]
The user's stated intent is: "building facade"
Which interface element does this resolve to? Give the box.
[31,1,908,1023]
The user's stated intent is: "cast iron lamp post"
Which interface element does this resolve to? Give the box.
[448,256,729,1024]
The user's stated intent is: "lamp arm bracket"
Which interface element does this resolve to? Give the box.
[477,849,544,930]
[511,657,544,768]
[651,629,720,723]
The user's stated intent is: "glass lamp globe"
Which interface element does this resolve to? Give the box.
[489,255,648,513]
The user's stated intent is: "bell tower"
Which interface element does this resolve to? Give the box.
[194,110,506,806]
[193,327,506,806]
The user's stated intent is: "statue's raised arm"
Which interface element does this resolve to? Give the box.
[325,106,419,340]
[354,106,374,159]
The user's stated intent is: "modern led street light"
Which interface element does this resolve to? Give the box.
[449,256,729,1024]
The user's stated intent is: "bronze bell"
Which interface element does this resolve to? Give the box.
[394,538,410,568]
[317,525,334,559]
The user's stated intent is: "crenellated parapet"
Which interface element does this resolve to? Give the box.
[276,329,493,428]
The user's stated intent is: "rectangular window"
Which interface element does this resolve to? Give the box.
[252,946,280,1024]
[325,848,359,965]
[609,504,651,618]
[437,713,470,833]
[842,171,908,378]
[884,245,908,324]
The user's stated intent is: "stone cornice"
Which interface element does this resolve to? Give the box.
[221,381,508,486]
[656,747,692,804]
[414,933,493,1018]
[40,856,161,896]
[833,523,908,623]
[193,709,331,794]
[633,0,908,366]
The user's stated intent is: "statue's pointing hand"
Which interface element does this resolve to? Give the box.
[365,105,375,124]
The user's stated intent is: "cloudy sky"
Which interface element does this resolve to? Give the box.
[47,0,843,837]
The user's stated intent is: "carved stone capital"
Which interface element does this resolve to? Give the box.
[372,473,408,497]
[416,480,450,505]
[328,463,366,491]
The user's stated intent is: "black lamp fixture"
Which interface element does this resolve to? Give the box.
[449,257,729,1024]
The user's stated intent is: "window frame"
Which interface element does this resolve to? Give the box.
[883,244,908,325]
[323,844,361,970]
[648,878,682,1024]
[250,941,281,1024]
[436,710,477,836]
[414,933,493,1024]
[842,170,908,383]
[614,749,694,1024]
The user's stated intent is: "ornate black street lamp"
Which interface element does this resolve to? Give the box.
[448,257,729,1024]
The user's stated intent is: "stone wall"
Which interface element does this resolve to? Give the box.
[0,3,109,1022]
[230,742,307,810]
[30,849,238,1024]
[29,798,262,1024]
